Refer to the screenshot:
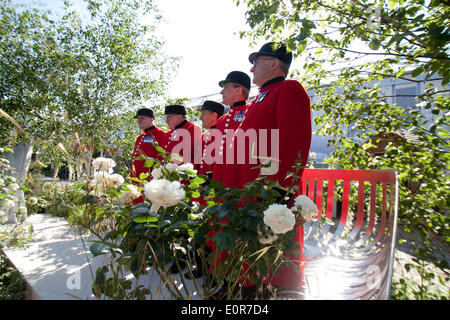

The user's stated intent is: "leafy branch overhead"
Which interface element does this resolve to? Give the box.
[236,0,449,299]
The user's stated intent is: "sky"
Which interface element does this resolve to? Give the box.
[154,0,263,100]
[17,0,266,102]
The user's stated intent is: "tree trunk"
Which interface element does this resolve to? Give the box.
[5,140,33,223]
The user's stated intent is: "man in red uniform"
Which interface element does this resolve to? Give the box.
[162,104,202,165]
[212,71,251,185]
[224,43,312,298]
[197,100,225,178]
[207,71,251,299]
[130,108,166,204]
[161,104,202,275]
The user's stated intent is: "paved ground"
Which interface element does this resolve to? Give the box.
[1,213,449,300]
[1,214,202,300]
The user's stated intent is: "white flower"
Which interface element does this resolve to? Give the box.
[176,163,197,175]
[93,171,111,185]
[263,204,296,234]
[0,178,4,186]
[0,214,7,224]
[143,179,185,213]
[28,197,38,205]
[18,206,26,214]
[309,152,316,160]
[92,157,116,172]
[108,174,124,186]
[165,163,178,172]
[151,167,163,179]
[2,199,15,210]
[8,183,20,191]
[294,195,319,221]
[118,184,141,203]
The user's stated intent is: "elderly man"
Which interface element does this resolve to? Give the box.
[162,104,202,165]
[197,100,225,177]
[212,71,251,184]
[130,108,166,204]
[220,43,312,299]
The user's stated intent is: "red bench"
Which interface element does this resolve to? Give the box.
[299,169,398,299]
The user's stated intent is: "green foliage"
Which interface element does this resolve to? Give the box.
[0,0,178,179]
[236,0,449,299]
[0,249,26,300]
[79,150,310,300]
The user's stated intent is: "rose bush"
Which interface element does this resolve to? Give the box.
[83,150,320,300]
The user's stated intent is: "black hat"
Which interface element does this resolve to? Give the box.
[164,104,186,116]
[248,42,292,65]
[134,108,154,119]
[199,100,225,117]
[218,71,251,91]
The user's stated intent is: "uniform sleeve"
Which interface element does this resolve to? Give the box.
[273,81,312,187]
[191,124,203,165]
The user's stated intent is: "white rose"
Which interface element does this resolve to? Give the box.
[118,185,141,203]
[176,163,197,175]
[93,171,111,185]
[8,183,20,191]
[151,167,163,179]
[263,204,296,234]
[92,157,116,171]
[0,214,7,224]
[2,199,15,210]
[294,195,319,221]
[165,163,179,172]
[28,197,38,205]
[309,152,316,160]
[143,179,185,213]
[108,174,125,186]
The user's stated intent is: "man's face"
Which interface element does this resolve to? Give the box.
[250,55,276,88]
[137,115,154,131]
[220,82,240,106]
[165,114,184,130]
[199,110,218,129]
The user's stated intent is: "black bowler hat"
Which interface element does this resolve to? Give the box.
[199,100,225,117]
[218,71,251,91]
[248,42,292,65]
[134,108,154,118]
[164,104,186,116]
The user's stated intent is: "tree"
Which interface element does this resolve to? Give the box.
[235,0,449,299]
[0,0,178,179]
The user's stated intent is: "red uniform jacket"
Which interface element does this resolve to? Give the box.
[211,101,248,186]
[130,126,166,204]
[197,125,219,176]
[224,78,312,289]
[131,126,166,179]
[162,120,202,165]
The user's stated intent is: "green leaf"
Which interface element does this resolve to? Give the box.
[143,159,154,168]
[193,176,206,184]
[133,215,158,223]
[131,206,149,215]
[411,66,424,78]
[388,0,397,10]
[90,242,109,257]
[139,172,149,180]
[368,38,381,50]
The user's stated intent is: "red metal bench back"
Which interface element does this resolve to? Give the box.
[299,168,398,300]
